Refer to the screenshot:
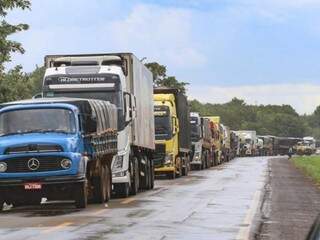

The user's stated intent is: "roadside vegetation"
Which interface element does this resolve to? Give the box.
[292,156,320,184]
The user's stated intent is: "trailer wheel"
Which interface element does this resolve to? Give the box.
[92,164,108,203]
[75,181,88,209]
[130,157,139,195]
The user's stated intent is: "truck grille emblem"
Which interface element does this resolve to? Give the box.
[28,158,40,171]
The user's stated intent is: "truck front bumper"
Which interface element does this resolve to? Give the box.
[0,175,85,202]
[154,166,175,174]
[112,172,130,184]
[190,159,202,165]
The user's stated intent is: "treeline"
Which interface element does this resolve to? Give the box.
[190,98,320,139]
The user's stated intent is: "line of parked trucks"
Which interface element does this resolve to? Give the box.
[0,52,316,210]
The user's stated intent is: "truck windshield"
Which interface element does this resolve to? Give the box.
[154,106,172,140]
[190,117,201,141]
[0,108,76,136]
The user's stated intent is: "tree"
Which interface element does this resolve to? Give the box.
[0,65,32,102]
[0,0,30,72]
[0,0,31,103]
[190,97,307,137]
[145,62,189,94]
[29,66,45,95]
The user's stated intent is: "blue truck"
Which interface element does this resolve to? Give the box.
[0,98,117,209]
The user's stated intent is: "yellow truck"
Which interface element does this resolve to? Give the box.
[152,88,191,179]
[206,116,223,165]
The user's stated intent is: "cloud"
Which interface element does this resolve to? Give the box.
[104,4,206,69]
[7,2,206,74]
[189,83,320,115]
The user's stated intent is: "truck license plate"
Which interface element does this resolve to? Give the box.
[24,183,42,190]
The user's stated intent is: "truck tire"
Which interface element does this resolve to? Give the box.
[139,156,150,190]
[92,164,108,203]
[146,157,152,189]
[130,157,139,195]
[150,159,154,189]
[115,183,130,198]
[75,181,88,209]
[182,157,189,176]
[167,171,176,179]
[205,152,209,168]
[177,157,183,178]
[106,165,112,202]
[201,154,205,170]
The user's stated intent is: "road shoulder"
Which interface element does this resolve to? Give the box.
[252,157,320,240]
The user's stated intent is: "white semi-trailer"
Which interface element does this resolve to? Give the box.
[42,53,155,197]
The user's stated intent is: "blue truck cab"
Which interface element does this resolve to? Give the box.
[0,98,117,209]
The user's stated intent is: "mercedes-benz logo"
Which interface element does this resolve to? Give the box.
[28,158,40,171]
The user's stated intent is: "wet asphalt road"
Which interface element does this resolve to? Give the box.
[0,157,270,240]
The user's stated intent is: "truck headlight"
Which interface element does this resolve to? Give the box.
[113,170,127,178]
[0,162,7,172]
[112,155,124,172]
[165,155,173,165]
[61,159,72,169]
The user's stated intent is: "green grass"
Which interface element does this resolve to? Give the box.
[292,156,320,184]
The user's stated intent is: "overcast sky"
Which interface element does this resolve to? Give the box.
[6,0,320,114]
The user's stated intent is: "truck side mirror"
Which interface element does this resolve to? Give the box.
[124,92,135,125]
[172,116,178,135]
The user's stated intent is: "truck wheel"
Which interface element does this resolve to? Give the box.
[150,159,155,189]
[130,157,139,195]
[75,181,88,209]
[140,156,150,190]
[145,157,151,189]
[182,157,189,176]
[205,152,209,168]
[106,165,112,202]
[201,155,205,170]
[167,171,176,179]
[92,165,108,203]
[116,183,130,198]
[177,157,183,177]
